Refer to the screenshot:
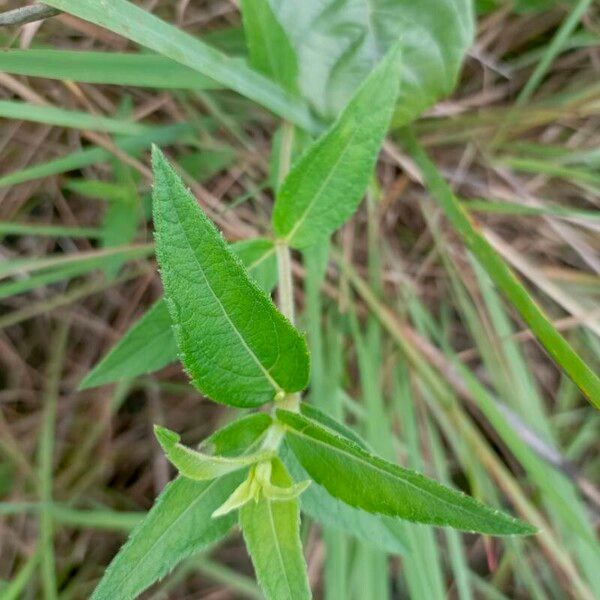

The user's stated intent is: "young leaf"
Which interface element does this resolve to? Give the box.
[154,425,272,480]
[80,238,278,390]
[152,148,309,407]
[91,472,242,600]
[240,458,311,600]
[272,45,400,248]
[240,0,298,92]
[277,410,536,535]
[79,299,178,390]
[282,444,407,555]
[202,413,273,456]
[213,472,260,518]
[265,0,474,123]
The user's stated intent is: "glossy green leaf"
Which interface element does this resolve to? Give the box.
[43,0,318,133]
[272,45,400,248]
[240,0,298,92]
[240,458,311,600]
[79,239,278,390]
[267,0,474,123]
[0,123,192,189]
[91,472,242,600]
[152,148,309,407]
[277,410,536,535]
[0,100,149,135]
[154,425,272,480]
[79,299,177,390]
[282,444,406,555]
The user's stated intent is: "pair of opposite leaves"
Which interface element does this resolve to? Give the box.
[149,40,532,540]
[154,44,404,407]
[81,43,403,400]
[90,45,534,600]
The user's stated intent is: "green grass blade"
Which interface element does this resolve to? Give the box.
[0,244,153,280]
[2,548,40,600]
[399,129,600,409]
[0,100,150,135]
[0,221,103,238]
[37,324,69,600]
[0,49,220,89]
[42,0,318,133]
[0,124,192,188]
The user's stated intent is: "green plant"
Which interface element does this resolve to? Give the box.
[25,0,600,598]
[79,37,533,600]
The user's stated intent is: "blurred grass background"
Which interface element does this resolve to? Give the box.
[0,1,599,598]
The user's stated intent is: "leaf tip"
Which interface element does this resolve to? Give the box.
[77,374,94,391]
[154,424,180,449]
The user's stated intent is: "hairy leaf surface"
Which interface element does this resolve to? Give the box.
[267,0,474,123]
[153,149,309,406]
[282,444,406,555]
[80,238,278,389]
[91,472,242,600]
[277,410,535,535]
[272,46,400,248]
[240,458,311,600]
[299,403,368,449]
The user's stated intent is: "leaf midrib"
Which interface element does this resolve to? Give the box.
[287,423,519,530]
[171,197,281,394]
[103,479,222,595]
[265,499,295,599]
[282,121,362,244]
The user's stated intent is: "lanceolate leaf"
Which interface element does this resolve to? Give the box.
[299,403,369,449]
[79,239,278,390]
[282,444,407,555]
[240,0,298,92]
[154,425,272,480]
[240,458,311,600]
[152,148,309,407]
[272,46,400,248]
[79,299,177,390]
[267,0,474,123]
[277,410,536,535]
[91,473,242,600]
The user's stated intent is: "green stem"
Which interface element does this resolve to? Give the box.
[276,241,295,324]
[275,121,300,413]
